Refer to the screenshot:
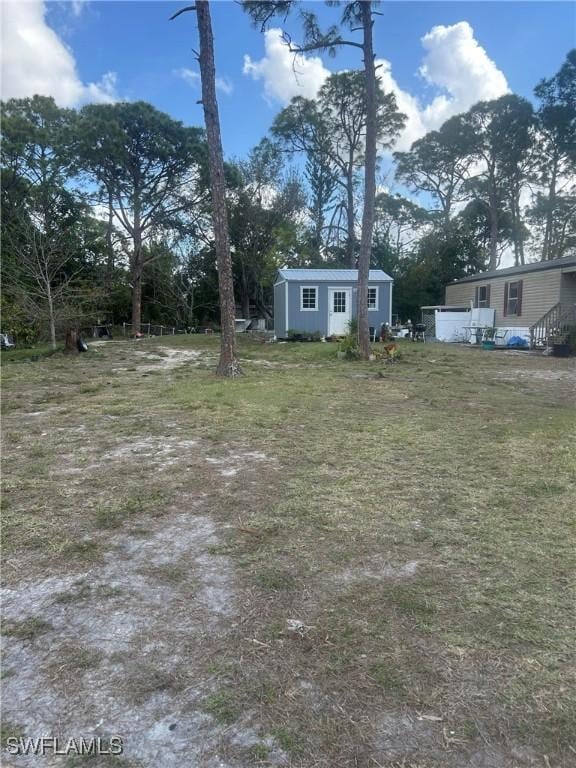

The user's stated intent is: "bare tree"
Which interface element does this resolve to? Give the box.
[172,1,241,376]
[4,198,84,349]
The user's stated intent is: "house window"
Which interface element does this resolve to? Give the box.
[300,286,318,311]
[367,287,379,310]
[475,285,490,308]
[504,280,523,316]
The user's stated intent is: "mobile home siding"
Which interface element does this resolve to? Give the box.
[445,270,562,327]
[560,271,576,305]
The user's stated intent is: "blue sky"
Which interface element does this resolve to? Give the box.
[4,1,573,160]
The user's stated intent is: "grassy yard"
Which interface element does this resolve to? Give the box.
[1,336,575,768]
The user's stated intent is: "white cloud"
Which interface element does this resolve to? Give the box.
[174,67,201,87]
[380,22,510,151]
[174,68,233,95]
[84,71,118,103]
[1,0,118,107]
[419,22,509,106]
[243,22,509,151]
[216,77,233,95]
[243,28,330,105]
[70,0,88,17]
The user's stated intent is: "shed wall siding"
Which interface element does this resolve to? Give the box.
[273,282,286,338]
[288,282,329,335]
[445,270,562,327]
[279,280,392,337]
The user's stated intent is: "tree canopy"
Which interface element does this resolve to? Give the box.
[1,35,574,347]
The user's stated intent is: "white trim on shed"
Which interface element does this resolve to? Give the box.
[300,284,319,311]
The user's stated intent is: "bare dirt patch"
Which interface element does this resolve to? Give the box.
[2,338,575,767]
[1,502,285,767]
[500,366,576,383]
[131,347,204,372]
[494,358,576,403]
[205,449,276,478]
[335,556,420,585]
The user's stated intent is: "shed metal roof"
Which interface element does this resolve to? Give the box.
[278,268,392,282]
[448,255,576,285]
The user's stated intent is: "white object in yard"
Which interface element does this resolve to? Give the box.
[435,310,471,342]
[286,619,315,634]
[470,308,495,328]
[467,308,496,343]
[234,319,251,333]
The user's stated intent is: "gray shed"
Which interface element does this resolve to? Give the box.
[273,268,393,339]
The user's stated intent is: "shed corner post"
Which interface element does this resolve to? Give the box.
[285,280,289,336]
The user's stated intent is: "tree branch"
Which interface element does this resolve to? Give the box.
[169,5,196,21]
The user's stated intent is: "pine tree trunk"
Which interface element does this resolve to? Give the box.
[515,193,525,265]
[510,176,525,267]
[131,214,143,334]
[510,191,519,267]
[357,1,376,360]
[542,158,558,261]
[488,175,499,271]
[105,189,115,290]
[46,284,57,351]
[196,0,241,377]
[346,165,356,268]
[240,261,250,319]
[131,271,142,335]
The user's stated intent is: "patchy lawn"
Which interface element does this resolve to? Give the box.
[1,336,575,768]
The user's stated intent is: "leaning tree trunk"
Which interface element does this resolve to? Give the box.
[196,0,241,377]
[357,1,377,360]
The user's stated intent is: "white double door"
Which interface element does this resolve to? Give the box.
[328,287,352,336]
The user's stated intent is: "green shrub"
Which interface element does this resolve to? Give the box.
[0,299,39,346]
[337,320,361,359]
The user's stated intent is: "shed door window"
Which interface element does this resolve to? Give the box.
[333,291,347,313]
[367,287,378,310]
[301,287,317,310]
[504,280,523,316]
